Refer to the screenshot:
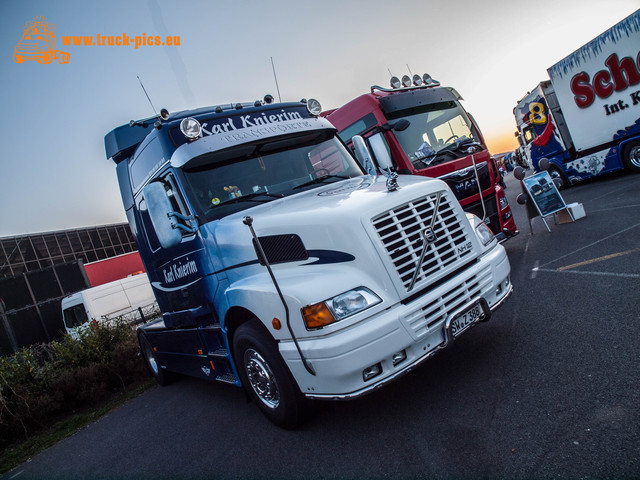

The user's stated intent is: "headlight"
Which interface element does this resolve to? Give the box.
[180,117,202,139]
[302,287,381,330]
[466,213,495,247]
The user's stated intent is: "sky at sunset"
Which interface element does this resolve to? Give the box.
[1,0,638,236]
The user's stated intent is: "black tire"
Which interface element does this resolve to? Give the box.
[139,334,173,386]
[622,141,640,172]
[233,319,307,429]
[549,165,569,190]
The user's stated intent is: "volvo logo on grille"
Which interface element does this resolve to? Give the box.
[423,226,437,243]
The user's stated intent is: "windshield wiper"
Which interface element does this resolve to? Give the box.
[209,192,284,209]
[293,174,349,190]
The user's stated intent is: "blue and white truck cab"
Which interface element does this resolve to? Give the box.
[104,96,512,428]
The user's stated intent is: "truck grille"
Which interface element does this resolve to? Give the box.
[372,190,472,291]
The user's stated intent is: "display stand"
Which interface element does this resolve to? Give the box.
[514,166,574,234]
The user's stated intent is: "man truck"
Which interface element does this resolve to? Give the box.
[324,74,518,242]
[513,9,640,188]
[105,95,512,427]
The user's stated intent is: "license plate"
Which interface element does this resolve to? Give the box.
[451,302,484,336]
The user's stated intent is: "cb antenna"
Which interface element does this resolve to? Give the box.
[270,57,282,103]
[137,75,158,116]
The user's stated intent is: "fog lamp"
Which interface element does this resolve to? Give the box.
[412,74,423,86]
[180,117,201,139]
[390,76,401,89]
[363,363,382,382]
[401,75,412,87]
[392,350,407,366]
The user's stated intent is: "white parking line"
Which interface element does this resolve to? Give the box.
[536,222,640,270]
[533,268,640,279]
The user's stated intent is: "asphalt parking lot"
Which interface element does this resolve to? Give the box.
[4,170,640,480]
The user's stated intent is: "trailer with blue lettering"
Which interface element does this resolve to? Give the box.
[105,95,512,427]
[513,9,640,188]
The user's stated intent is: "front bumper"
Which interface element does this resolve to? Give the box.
[280,244,512,399]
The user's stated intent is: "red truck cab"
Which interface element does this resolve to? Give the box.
[325,74,518,241]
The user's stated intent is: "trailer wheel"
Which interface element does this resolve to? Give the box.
[549,165,568,190]
[622,141,640,172]
[139,334,173,386]
[233,319,306,429]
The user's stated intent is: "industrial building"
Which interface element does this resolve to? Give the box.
[0,223,139,354]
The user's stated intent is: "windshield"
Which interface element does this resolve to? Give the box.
[182,130,363,220]
[388,101,481,168]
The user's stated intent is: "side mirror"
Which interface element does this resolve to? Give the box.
[392,119,410,132]
[368,133,394,171]
[142,182,182,249]
[352,135,377,176]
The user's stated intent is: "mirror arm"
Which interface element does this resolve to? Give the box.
[168,211,198,234]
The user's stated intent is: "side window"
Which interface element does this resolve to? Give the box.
[523,127,535,145]
[337,113,377,143]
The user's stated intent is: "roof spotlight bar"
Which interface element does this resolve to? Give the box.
[371,72,441,93]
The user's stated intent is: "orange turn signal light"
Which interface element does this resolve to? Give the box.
[302,302,336,329]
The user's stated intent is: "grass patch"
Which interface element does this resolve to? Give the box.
[0,379,154,475]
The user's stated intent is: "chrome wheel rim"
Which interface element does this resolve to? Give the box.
[143,342,159,375]
[244,348,280,409]
[629,146,640,169]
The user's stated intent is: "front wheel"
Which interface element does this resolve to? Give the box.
[233,320,307,429]
[622,141,640,172]
[139,334,174,386]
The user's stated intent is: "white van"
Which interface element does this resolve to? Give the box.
[62,273,157,338]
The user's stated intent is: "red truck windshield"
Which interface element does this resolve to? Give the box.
[386,101,481,169]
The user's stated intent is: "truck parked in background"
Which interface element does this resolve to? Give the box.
[324,74,518,242]
[105,95,512,428]
[62,273,157,338]
[513,9,640,188]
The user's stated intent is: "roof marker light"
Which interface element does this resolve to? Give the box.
[390,76,401,89]
[306,98,322,116]
[401,75,412,87]
[180,117,201,140]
